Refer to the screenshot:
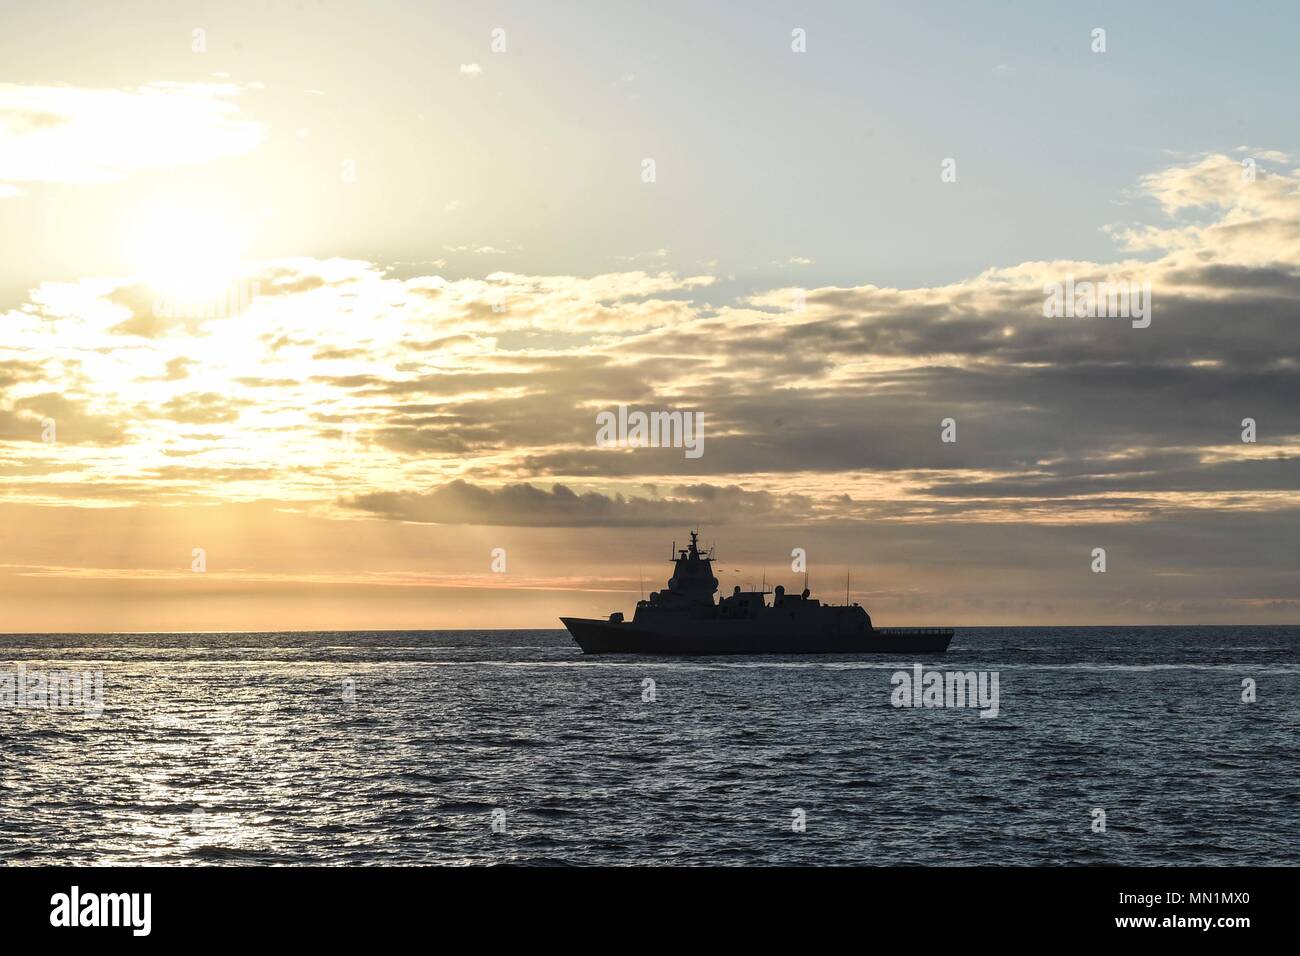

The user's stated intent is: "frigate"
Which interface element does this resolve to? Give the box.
[562,531,953,655]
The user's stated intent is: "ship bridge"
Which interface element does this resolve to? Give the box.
[641,530,717,610]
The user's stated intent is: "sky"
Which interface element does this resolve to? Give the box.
[1,0,1298,630]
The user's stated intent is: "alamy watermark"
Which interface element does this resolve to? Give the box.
[50,886,150,936]
[1043,275,1151,329]
[595,404,704,459]
[890,664,999,718]
[1,664,103,716]
[152,278,260,322]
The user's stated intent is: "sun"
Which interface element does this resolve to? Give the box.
[125,201,250,303]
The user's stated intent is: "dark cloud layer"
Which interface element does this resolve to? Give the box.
[347,480,808,527]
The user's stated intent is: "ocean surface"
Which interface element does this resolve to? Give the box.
[1,627,1297,866]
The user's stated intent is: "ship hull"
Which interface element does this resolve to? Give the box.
[561,617,952,655]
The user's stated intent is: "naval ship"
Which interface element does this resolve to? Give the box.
[561,531,953,655]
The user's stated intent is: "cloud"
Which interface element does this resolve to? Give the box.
[2,153,1298,532]
[0,81,263,195]
[346,479,808,527]
[0,392,127,445]
[3,151,1299,623]
[1108,153,1300,264]
[159,392,247,425]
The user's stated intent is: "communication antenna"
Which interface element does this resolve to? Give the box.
[845,569,850,606]
[639,567,644,601]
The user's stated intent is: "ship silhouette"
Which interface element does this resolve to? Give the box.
[562,531,953,655]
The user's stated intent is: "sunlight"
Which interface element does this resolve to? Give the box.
[126,201,249,303]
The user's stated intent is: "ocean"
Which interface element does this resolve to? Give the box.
[1,626,1296,866]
